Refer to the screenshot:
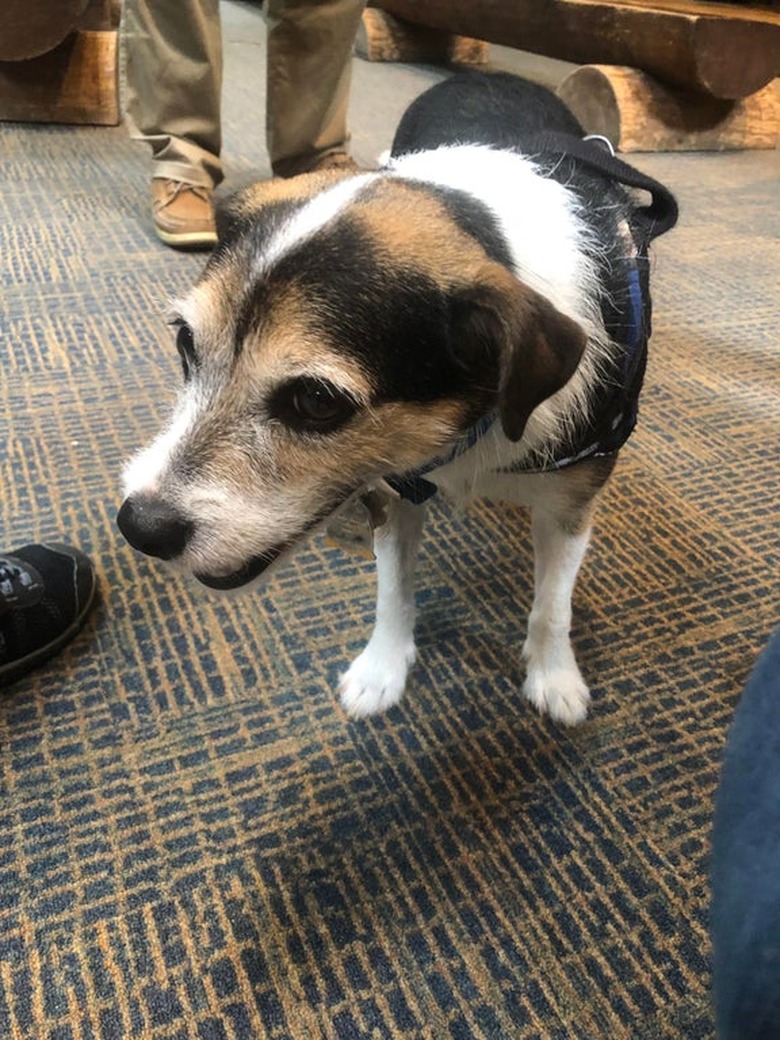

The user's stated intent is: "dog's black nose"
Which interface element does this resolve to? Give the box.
[117,495,194,560]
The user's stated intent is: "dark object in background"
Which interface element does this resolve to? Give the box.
[711,627,780,1039]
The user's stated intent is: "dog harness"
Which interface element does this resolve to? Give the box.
[386,135,678,505]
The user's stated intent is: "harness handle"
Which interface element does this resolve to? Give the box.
[521,132,679,241]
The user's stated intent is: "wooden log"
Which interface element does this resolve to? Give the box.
[357,7,488,65]
[557,65,780,152]
[375,0,780,100]
[80,0,122,32]
[0,30,119,126]
[0,0,89,62]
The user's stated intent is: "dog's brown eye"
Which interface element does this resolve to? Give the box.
[269,378,358,433]
[174,323,196,381]
[294,383,342,422]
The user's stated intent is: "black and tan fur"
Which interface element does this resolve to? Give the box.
[118,72,676,724]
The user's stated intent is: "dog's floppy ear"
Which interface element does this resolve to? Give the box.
[452,264,587,442]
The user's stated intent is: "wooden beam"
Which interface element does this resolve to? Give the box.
[0,30,119,126]
[357,8,488,65]
[375,0,780,99]
[0,0,88,62]
[80,0,122,32]
[557,65,780,151]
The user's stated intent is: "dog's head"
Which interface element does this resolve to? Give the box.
[118,170,585,589]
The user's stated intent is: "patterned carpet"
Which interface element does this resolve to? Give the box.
[1,4,779,1037]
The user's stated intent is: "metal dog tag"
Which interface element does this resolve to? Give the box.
[325,481,399,558]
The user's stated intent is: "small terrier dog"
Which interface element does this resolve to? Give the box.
[118,72,677,725]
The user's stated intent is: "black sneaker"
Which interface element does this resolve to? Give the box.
[0,543,97,689]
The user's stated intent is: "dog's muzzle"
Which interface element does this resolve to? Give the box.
[193,548,287,590]
[117,492,289,591]
[117,487,366,592]
[117,494,194,561]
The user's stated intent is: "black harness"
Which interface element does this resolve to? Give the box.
[524,131,678,240]
[387,136,679,503]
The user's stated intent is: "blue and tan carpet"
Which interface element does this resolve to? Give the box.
[1,4,779,1037]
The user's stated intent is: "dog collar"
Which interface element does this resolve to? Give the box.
[385,411,496,504]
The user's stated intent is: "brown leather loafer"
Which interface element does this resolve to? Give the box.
[273,149,361,179]
[151,179,217,250]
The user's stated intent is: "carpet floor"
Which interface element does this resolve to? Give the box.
[1,3,779,1037]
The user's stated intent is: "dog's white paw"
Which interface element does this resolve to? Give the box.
[338,640,416,719]
[522,638,590,726]
[523,666,591,726]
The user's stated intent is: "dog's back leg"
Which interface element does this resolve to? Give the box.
[521,457,616,725]
[339,498,426,718]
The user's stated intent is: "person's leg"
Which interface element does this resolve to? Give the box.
[123,0,223,187]
[266,0,366,177]
[711,627,780,1038]
[122,0,223,246]
[0,544,97,689]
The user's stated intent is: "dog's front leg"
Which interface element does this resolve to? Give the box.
[339,497,425,718]
[522,509,592,726]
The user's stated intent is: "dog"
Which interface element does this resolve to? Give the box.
[118,71,677,725]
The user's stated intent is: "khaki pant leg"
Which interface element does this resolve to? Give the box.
[122,0,224,188]
[266,0,366,176]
